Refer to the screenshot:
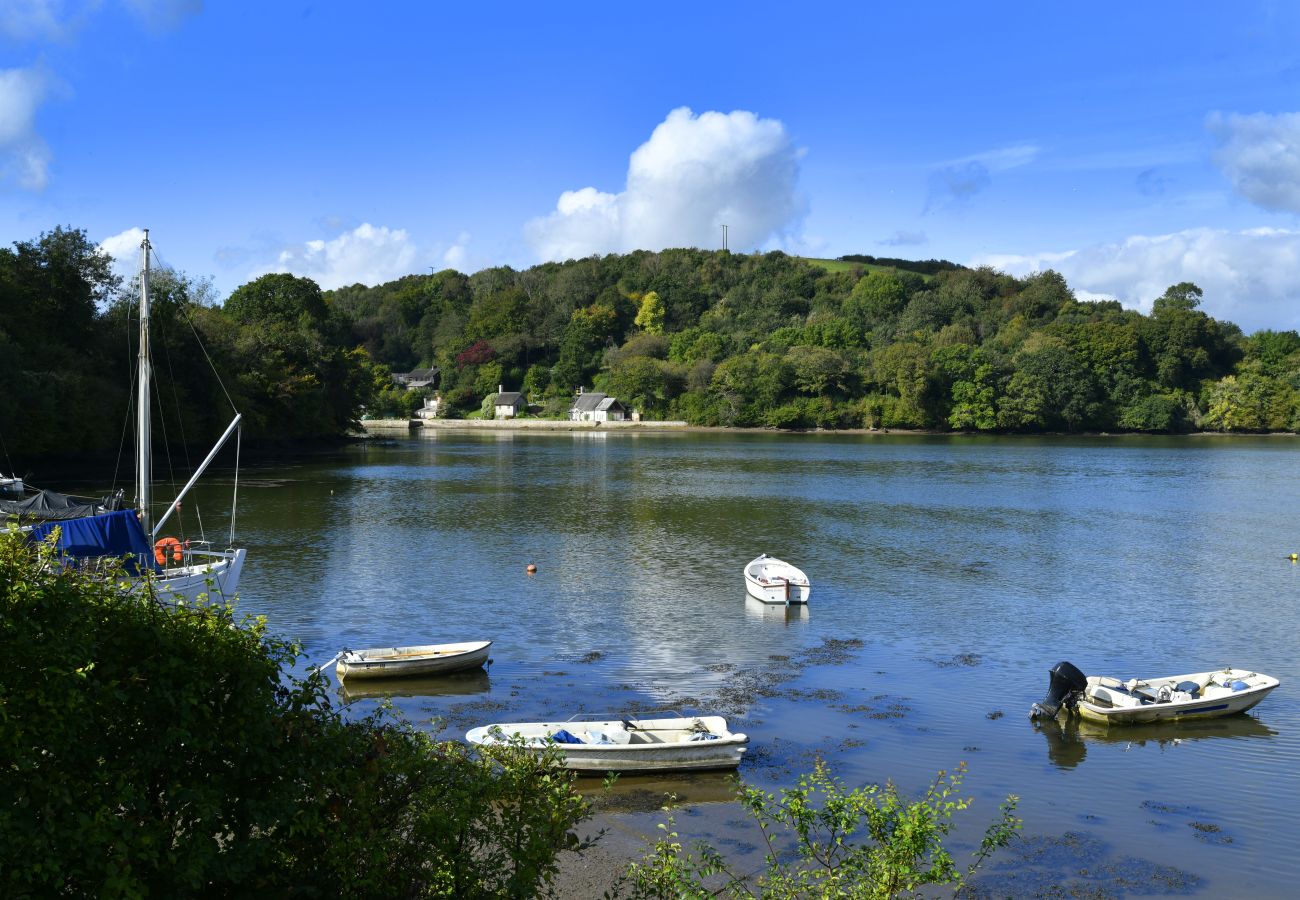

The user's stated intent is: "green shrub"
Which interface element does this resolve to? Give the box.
[0,530,592,898]
[611,760,1019,899]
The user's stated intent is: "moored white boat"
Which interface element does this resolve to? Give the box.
[744,554,810,604]
[335,640,492,680]
[1030,661,1279,726]
[466,714,748,773]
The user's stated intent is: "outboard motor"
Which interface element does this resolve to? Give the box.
[1029,661,1087,719]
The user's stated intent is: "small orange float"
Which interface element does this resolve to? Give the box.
[154,536,184,566]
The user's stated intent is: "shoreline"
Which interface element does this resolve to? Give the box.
[358,418,1299,439]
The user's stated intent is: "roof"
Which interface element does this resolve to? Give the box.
[495,392,524,405]
[596,397,625,412]
[571,392,607,412]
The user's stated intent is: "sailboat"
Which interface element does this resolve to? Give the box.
[3,231,247,603]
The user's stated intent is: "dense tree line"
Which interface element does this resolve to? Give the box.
[3,227,1299,468]
[337,246,1299,433]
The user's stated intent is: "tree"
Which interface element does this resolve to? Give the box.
[634,290,666,334]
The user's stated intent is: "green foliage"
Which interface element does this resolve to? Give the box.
[611,760,1020,899]
[0,530,592,898]
[634,290,667,334]
[4,220,1293,465]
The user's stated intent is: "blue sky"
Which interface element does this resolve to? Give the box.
[5,1,1300,331]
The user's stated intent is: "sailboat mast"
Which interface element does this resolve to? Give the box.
[136,229,152,530]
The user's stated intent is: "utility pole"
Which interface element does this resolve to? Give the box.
[722,224,728,251]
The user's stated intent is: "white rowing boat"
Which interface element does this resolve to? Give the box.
[466,714,748,773]
[744,554,810,604]
[1030,660,1279,726]
[335,640,492,680]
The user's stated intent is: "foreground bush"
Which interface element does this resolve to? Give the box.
[0,531,591,898]
[613,760,1020,899]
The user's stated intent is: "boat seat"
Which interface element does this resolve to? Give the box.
[1086,685,1144,709]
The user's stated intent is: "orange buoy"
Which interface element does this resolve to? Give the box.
[154,536,183,566]
[527,563,538,574]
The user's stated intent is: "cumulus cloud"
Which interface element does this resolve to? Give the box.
[267,224,419,290]
[442,231,471,270]
[98,227,147,283]
[924,144,1039,212]
[1208,111,1300,214]
[526,107,805,261]
[0,66,53,190]
[972,227,1300,333]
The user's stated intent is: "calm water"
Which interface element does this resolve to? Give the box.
[190,431,1300,896]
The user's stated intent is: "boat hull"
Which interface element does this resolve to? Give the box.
[1069,669,1279,726]
[467,716,748,773]
[337,640,492,680]
[744,555,811,604]
[141,548,246,604]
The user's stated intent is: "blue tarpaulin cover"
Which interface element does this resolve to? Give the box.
[549,729,585,744]
[27,510,156,575]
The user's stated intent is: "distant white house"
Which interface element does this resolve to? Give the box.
[492,386,526,419]
[569,389,627,423]
[392,366,440,389]
[415,394,442,419]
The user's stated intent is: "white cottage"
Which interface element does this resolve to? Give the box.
[569,390,627,423]
[493,386,525,419]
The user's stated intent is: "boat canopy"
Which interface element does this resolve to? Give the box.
[26,509,156,575]
[0,488,121,522]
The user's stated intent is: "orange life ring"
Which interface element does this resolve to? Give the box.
[154,537,184,566]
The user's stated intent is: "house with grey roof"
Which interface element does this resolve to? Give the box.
[492,386,526,419]
[392,366,440,389]
[569,389,627,423]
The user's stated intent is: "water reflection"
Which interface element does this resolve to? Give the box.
[743,595,810,625]
[1036,714,1278,770]
[580,771,739,808]
[337,670,491,703]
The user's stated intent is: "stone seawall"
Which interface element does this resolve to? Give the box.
[360,418,689,433]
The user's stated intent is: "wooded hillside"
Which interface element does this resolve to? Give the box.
[3,227,1298,469]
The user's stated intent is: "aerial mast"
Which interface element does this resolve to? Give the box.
[136,229,152,530]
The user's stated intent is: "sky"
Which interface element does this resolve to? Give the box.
[5,1,1300,332]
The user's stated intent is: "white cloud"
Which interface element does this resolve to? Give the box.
[0,0,97,42]
[98,227,147,283]
[121,0,202,32]
[1208,111,1300,214]
[267,223,419,290]
[526,107,805,261]
[0,66,52,190]
[442,231,471,270]
[972,227,1300,333]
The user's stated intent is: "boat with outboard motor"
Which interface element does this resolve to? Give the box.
[3,232,247,603]
[466,714,748,773]
[1029,660,1279,725]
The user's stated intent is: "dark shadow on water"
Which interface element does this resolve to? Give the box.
[337,669,491,703]
[1036,714,1277,770]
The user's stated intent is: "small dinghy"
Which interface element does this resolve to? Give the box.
[1030,660,1279,725]
[334,640,492,680]
[744,554,810,604]
[466,714,748,773]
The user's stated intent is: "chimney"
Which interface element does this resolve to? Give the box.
[498,384,503,394]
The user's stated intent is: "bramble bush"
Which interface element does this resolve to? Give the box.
[0,529,592,898]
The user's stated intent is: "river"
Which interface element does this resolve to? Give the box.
[199,430,1300,896]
